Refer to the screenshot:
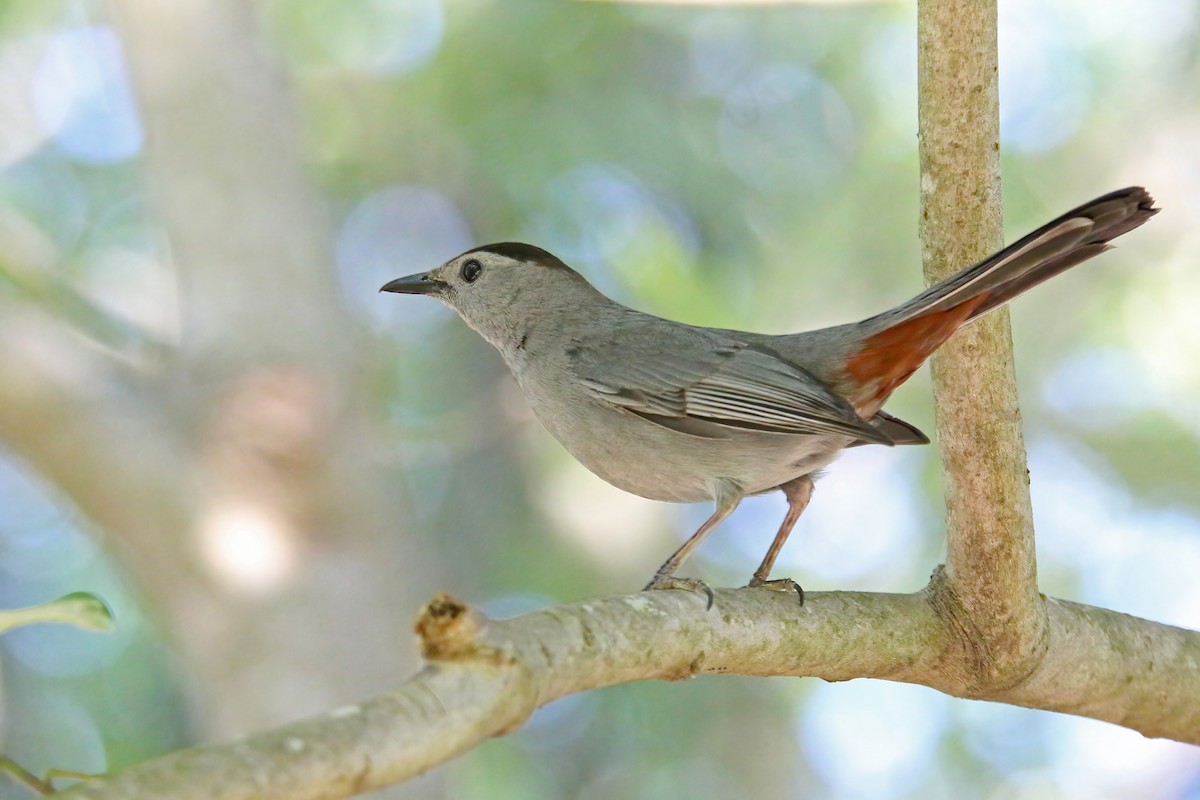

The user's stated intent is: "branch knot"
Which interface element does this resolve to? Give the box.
[926,565,1047,695]
[415,592,493,661]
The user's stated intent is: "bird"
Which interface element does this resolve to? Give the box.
[382,187,1157,606]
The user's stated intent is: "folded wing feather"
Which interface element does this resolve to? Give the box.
[570,322,892,444]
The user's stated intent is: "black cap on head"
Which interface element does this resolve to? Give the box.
[469,242,579,275]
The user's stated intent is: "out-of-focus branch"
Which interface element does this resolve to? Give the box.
[105,0,443,749]
[0,319,197,599]
[111,0,343,372]
[917,0,1047,687]
[54,587,1200,800]
[0,257,167,358]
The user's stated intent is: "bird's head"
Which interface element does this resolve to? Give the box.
[380,242,599,351]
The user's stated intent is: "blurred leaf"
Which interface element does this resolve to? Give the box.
[0,592,116,635]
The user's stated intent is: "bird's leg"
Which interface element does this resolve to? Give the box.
[644,481,742,609]
[746,475,814,604]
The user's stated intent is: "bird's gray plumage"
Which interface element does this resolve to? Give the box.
[568,323,892,443]
[382,187,1158,591]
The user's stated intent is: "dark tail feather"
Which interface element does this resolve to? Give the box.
[884,187,1158,327]
[850,410,930,448]
[843,187,1158,411]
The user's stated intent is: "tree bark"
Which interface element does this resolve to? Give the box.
[54,589,1200,800]
[917,0,1047,688]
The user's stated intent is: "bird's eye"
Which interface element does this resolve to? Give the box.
[461,259,483,283]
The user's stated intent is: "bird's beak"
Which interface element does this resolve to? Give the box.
[379,272,448,296]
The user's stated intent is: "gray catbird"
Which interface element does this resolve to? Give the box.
[382,187,1156,604]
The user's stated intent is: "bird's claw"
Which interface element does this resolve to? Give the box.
[746,577,804,606]
[644,576,716,610]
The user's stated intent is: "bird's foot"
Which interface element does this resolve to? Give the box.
[745,576,804,606]
[643,576,716,610]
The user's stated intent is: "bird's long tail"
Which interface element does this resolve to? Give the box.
[844,187,1158,411]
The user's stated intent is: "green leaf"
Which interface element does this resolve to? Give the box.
[0,592,116,635]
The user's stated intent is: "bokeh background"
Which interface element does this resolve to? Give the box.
[1,0,1199,798]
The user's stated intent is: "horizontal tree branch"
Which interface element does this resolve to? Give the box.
[579,0,899,5]
[55,582,1200,800]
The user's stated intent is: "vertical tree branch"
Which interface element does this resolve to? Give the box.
[917,0,1046,685]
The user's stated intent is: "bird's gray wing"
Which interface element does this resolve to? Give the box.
[568,321,892,444]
